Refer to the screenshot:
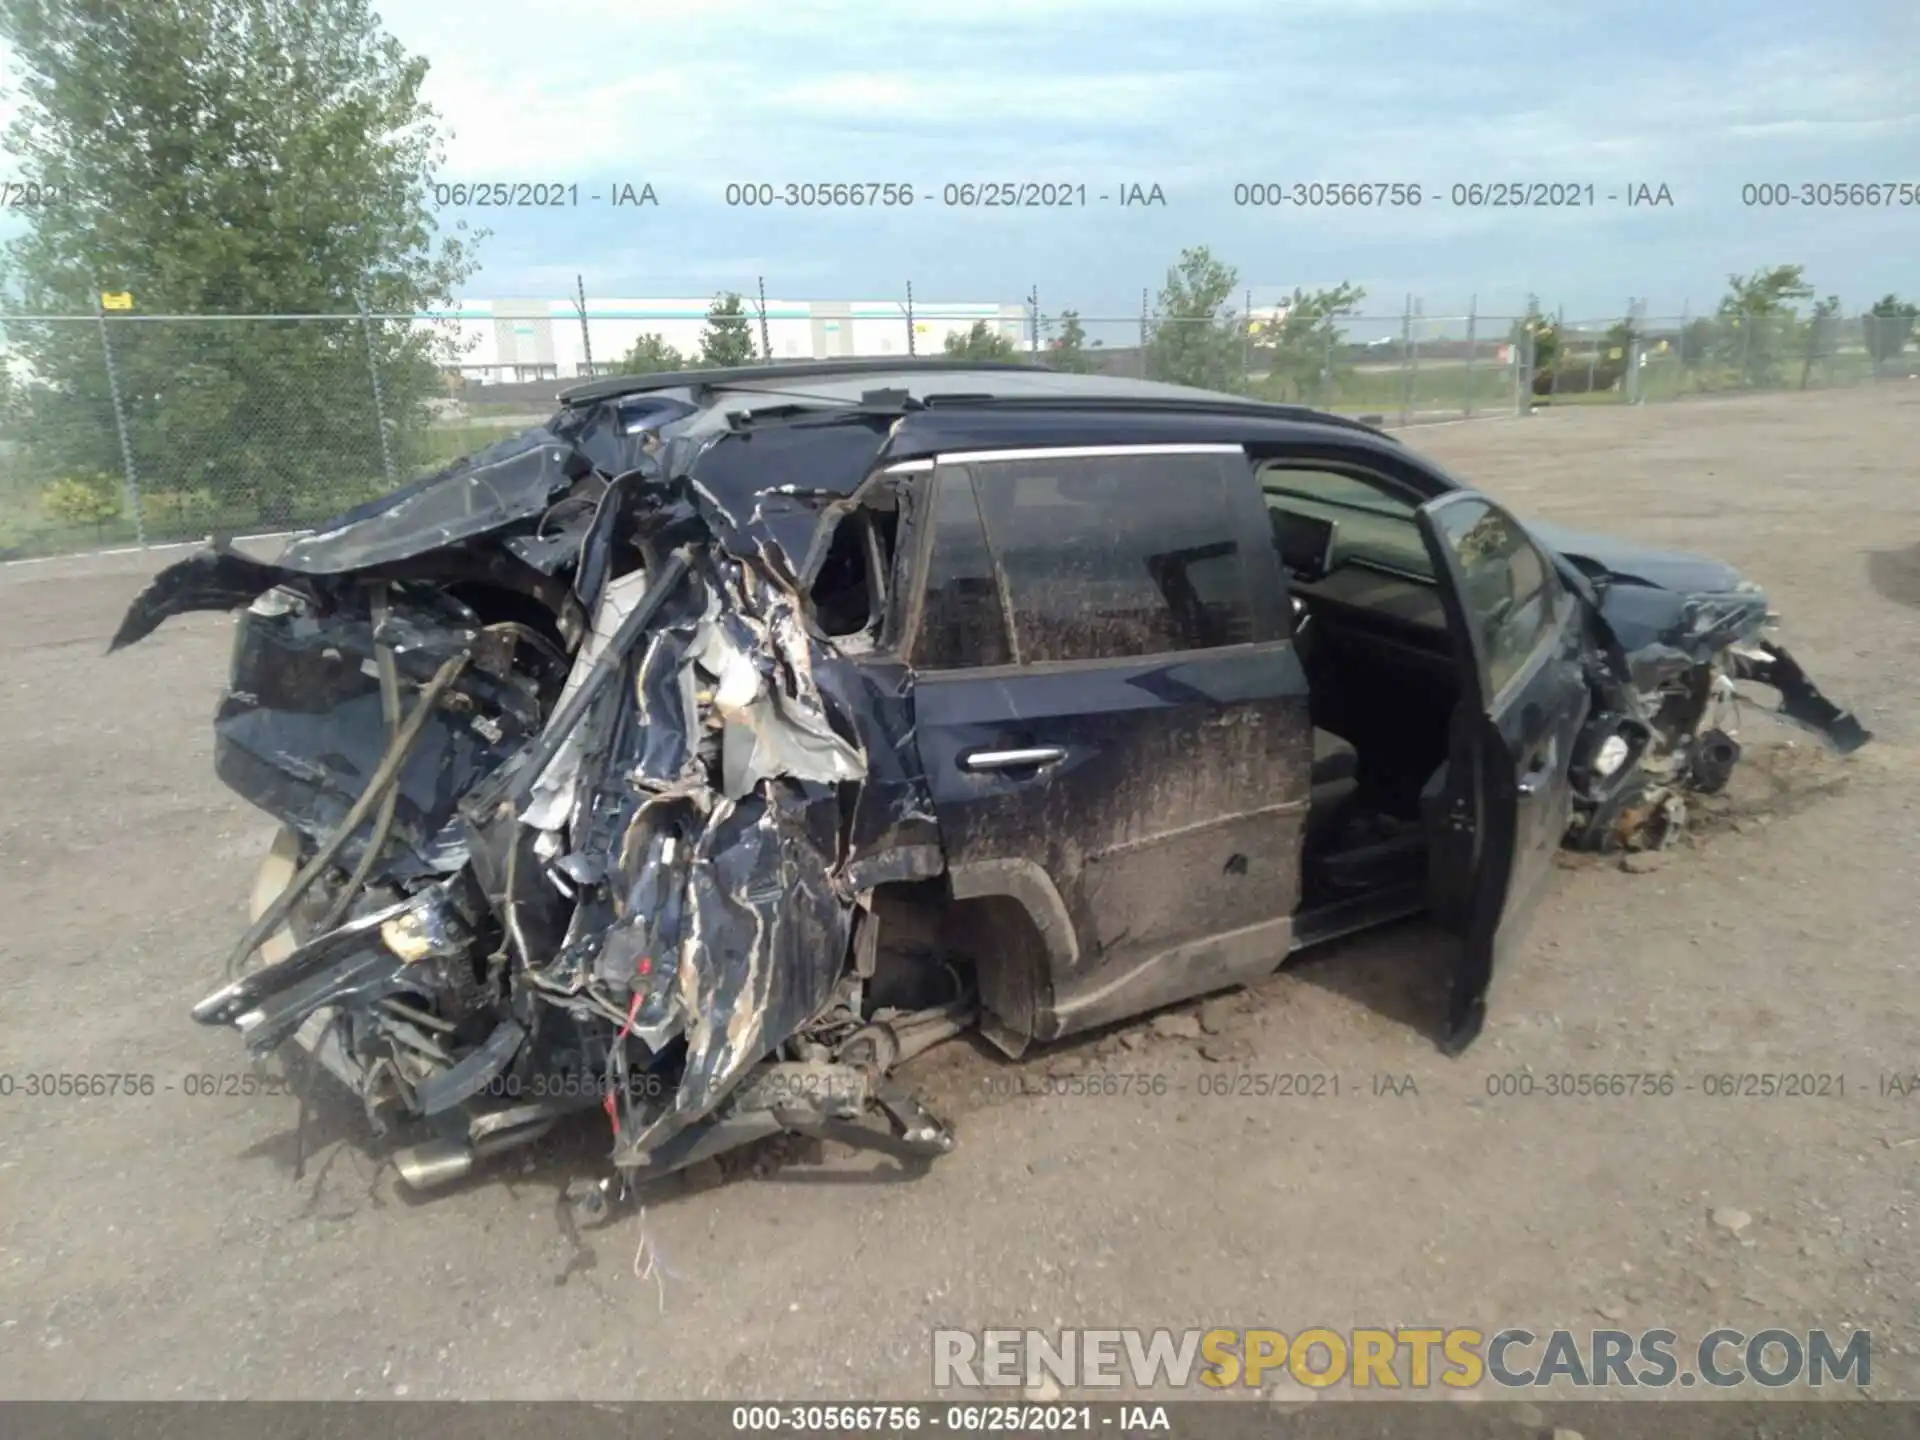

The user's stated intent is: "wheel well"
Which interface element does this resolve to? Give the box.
[865,880,1053,1058]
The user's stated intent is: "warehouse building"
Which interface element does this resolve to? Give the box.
[428,297,1030,383]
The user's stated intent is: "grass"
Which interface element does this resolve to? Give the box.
[461,399,562,419]
[410,421,527,467]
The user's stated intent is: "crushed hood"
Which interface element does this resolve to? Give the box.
[1526,520,1749,594]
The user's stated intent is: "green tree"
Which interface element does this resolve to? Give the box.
[616,332,686,374]
[0,0,483,529]
[942,319,1020,361]
[1144,246,1243,390]
[1866,294,1917,365]
[1043,309,1095,373]
[699,291,757,368]
[1679,316,1715,366]
[1799,293,1842,390]
[1510,294,1561,379]
[1254,282,1366,403]
[1714,265,1814,386]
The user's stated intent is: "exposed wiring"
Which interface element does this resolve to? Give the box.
[317,583,404,933]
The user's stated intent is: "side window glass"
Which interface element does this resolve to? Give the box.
[971,450,1258,663]
[1428,497,1565,696]
[913,465,1011,670]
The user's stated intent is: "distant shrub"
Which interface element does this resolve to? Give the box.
[42,473,123,536]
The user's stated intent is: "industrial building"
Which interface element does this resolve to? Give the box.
[426,297,1030,383]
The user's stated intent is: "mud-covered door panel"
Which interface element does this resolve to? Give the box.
[908,446,1313,1042]
[1416,491,1591,1051]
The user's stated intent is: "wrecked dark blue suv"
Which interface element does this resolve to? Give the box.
[114,360,1870,1193]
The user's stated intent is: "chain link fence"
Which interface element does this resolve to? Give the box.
[3,300,1916,560]
[1050,308,1920,420]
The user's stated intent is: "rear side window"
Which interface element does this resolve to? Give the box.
[914,464,1013,670]
[968,449,1258,663]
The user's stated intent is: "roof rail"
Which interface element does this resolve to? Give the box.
[911,392,1400,440]
[557,358,1049,406]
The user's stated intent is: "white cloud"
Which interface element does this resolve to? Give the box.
[379,0,1483,183]
[762,69,1224,127]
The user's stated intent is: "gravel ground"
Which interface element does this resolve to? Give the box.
[1,385,1916,1402]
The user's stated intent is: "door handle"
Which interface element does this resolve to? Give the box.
[1517,749,1552,797]
[960,746,1066,772]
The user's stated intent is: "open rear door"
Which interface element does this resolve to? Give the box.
[1415,491,1592,1053]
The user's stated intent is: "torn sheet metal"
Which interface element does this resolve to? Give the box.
[276,431,593,573]
[120,402,944,1189]
[673,413,901,581]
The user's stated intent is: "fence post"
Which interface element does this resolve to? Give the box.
[1398,294,1413,426]
[357,289,398,490]
[757,275,772,361]
[1675,299,1689,395]
[1139,288,1150,379]
[574,274,594,376]
[1623,297,1640,405]
[1241,289,1252,391]
[1029,286,1041,354]
[1464,295,1477,418]
[94,292,146,546]
[1517,322,1534,416]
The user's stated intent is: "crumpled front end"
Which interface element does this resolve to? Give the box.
[118,407,962,1190]
[1550,540,1872,852]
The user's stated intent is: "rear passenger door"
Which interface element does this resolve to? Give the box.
[906,444,1315,1047]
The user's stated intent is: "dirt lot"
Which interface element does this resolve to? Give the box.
[1,386,1916,1402]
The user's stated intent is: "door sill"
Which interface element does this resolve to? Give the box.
[1291,883,1426,951]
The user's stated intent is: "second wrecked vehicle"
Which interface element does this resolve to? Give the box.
[113,361,1871,1191]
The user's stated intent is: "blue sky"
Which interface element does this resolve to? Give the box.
[7,0,1918,329]
[368,0,1916,327]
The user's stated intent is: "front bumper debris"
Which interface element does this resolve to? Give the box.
[1564,575,1870,852]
